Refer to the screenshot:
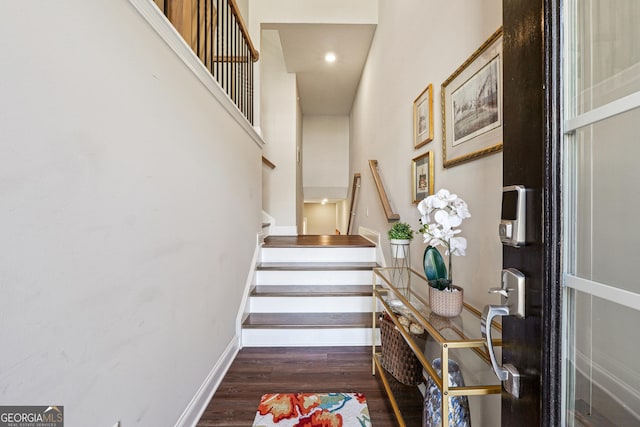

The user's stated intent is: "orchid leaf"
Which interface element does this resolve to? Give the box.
[423,246,447,281]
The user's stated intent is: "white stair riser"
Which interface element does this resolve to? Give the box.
[242,328,380,347]
[256,270,373,285]
[261,247,376,263]
[250,296,372,313]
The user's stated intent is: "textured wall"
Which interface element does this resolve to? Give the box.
[0,1,261,425]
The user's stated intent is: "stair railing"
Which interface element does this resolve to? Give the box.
[369,160,400,221]
[347,173,361,235]
[154,0,259,124]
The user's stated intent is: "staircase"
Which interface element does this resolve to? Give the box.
[242,235,380,347]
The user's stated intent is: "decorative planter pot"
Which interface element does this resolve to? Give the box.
[390,239,411,259]
[429,285,464,317]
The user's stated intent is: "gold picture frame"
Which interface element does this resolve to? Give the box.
[412,151,434,204]
[413,83,434,149]
[442,27,503,168]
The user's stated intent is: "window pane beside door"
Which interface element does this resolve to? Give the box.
[574,0,640,115]
[567,107,640,426]
[566,291,640,426]
[573,108,640,293]
[565,1,640,426]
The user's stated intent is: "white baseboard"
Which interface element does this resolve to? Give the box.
[358,226,386,267]
[358,226,379,245]
[237,239,261,339]
[574,349,640,420]
[174,336,240,427]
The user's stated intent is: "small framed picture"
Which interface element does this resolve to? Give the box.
[412,151,434,204]
[413,83,434,149]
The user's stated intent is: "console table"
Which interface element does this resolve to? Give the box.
[372,267,502,427]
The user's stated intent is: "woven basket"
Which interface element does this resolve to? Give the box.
[379,313,422,385]
[429,285,464,317]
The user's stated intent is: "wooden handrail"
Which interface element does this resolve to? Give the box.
[347,173,361,235]
[262,156,276,169]
[227,0,259,61]
[369,160,400,221]
[213,55,252,63]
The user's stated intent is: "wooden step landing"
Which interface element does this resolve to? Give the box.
[251,285,372,297]
[257,262,378,271]
[243,312,375,329]
[264,235,375,248]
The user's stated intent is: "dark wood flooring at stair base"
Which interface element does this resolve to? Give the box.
[263,235,376,248]
[197,346,399,427]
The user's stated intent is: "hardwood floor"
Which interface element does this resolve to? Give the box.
[263,235,375,248]
[197,346,400,427]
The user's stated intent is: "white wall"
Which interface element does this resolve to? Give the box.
[235,0,249,23]
[250,0,377,234]
[303,203,337,235]
[303,115,350,200]
[350,0,503,424]
[260,29,298,233]
[336,199,349,235]
[0,1,261,426]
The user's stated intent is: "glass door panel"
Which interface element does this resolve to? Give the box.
[565,291,640,426]
[573,0,640,114]
[573,108,640,293]
[564,1,640,426]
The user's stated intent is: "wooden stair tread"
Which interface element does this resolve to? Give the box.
[263,235,375,248]
[243,312,375,329]
[257,262,378,271]
[251,285,372,297]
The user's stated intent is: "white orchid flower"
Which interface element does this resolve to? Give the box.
[417,198,429,216]
[417,188,470,283]
[448,213,463,228]
[434,210,452,229]
[452,198,471,219]
[432,189,456,209]
[449,237,467,256]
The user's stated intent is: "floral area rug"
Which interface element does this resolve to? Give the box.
[252,392,373,427]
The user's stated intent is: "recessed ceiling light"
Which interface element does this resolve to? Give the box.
[324,52,336,63]
[321,198,328,205]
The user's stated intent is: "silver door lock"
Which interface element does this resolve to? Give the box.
[481,268,526,398]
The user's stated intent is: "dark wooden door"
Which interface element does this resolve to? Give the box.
[500,0,562,425]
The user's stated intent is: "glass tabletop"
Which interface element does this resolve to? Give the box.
[374,267,501,342]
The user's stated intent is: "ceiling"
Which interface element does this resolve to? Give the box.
[265,23,377,115]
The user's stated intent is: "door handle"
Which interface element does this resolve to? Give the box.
[481,304,509,381]
[480,268,526,398]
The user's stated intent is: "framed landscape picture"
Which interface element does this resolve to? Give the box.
[412,151,434,204]
[442,28,503,168]
[413,83,434,149]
